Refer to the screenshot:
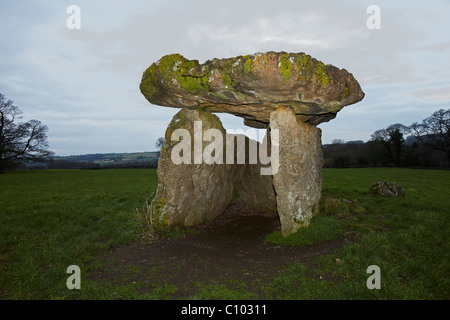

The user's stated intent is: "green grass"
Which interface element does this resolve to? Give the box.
[0,168,449,299]
[265,215,343,246]
[0,169,158,299]
[265,168,450,299]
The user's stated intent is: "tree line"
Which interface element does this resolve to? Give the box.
[324,109,450,168]
[25,159,158,170]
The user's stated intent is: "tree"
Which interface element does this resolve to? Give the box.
[0,93,53,172]
[410,109,450,165]
[332,139,345,144]
[155,137,165,151]
[371,123,409,166]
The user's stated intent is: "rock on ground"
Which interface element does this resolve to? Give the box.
[370,181,405,197]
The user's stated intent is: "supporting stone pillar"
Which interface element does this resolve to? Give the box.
[150,108,240,227]
[270,106,324,236]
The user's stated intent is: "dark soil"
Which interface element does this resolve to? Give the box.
[90,204,356,299]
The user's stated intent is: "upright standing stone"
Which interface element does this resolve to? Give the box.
[270,106,324,235]
[151,108,240,226]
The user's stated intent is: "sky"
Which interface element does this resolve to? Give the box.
[0,0,449,156]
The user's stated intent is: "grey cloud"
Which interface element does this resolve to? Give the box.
[413,86,450,100]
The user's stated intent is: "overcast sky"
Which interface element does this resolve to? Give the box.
[1,0,449,156]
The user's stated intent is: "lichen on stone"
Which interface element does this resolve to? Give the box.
[155,53,211,95]
[140,63,159,99]
[244,57,253,74]
[340,85,350,100]
[314,61,331,88]
[222,72,236,89]
[296,54,313,81]
[150,196,168,228]
[140,51,365,128]
[279,52,292,83]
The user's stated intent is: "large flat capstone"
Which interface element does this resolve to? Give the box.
[140,52,364,128]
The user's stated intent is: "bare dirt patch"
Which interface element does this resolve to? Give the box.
[90,204,355,299]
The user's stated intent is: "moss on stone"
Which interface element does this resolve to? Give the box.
[222,73,236,88]
[222,58,236,73]
[244,57,253,74]
[296,54,313,81]
[219,58,239,89]
[156,54,211,95]
[279,53,292,83]
[314,62,331,88]
[295,54,331,88]
[150,196,168,228]
[178,75,210,95]
[157,54,183,89]
[340,85,350,100]
[140,63,159,99]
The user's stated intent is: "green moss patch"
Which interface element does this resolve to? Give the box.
[296,54,313,81]
[279,53,292,83]
[140,63,159,99]
[314,61,331,88]
[155,54,211,95]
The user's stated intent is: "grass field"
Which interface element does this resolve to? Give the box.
[0,168,449,299]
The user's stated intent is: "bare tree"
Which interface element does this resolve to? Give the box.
[155,137,165,151]
[410,109,450,165]
[332,139,345,144]
[0,93,53,172]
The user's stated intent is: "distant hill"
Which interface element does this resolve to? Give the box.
[54,151,160,165]
[35,151,161,169]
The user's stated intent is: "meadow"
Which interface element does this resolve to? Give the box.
[0,168,448,299]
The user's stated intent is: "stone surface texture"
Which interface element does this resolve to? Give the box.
[233,134,277,212]
[140,52,364,128]
[270,106,324,235]
[370,181,405,197]
[151,108,235,226]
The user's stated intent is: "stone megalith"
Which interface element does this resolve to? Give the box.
[270,106,323,235]
[151,108,238,226]
[140,51,364,235]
